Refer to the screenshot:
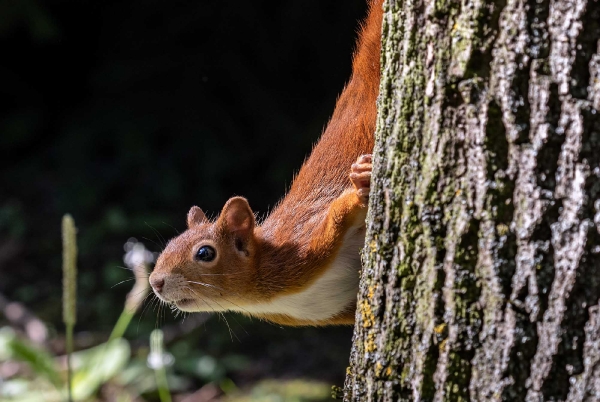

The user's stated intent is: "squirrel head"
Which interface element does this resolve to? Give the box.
[149,197,260,312]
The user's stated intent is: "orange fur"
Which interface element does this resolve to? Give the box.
[149,0,383,326]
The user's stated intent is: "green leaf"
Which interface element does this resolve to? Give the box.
[0,378,62,402]
[0,328,62,389]
[70,337,130,400]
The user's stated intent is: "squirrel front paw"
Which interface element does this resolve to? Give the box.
[350,154,372,205]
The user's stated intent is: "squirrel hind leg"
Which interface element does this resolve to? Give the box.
[350,154,372,205]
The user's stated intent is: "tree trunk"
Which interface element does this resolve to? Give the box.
[344,0,600,399]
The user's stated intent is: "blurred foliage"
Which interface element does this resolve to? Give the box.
[0,328,130,401]
[0,232,353,400]
[225,379,332,402]
[0,323,334,401]
[0,0,364,399]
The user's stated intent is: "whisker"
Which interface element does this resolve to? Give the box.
[220,312,238,342]
[145,227,164,250]
[186,281,218,289]
[129,285,154,300]
[184,286,220,316]
[154,300,161,329]
[161,221,180,235]
[150,297,161,315]
[187,281,246,301]
[142,236,164,251]
[161,301,167,327]
[111,278,135,288]
[122,288,155,318]
[184,282,252,331]
[193,292,240,343]
[227,312,250,336]
[160,283,248,339]
[180,311,189,324]
[145,222,167,249]
[137,292,155,317]
[114,265,136,272]
[162,300,168,326]
[137,292,158,332]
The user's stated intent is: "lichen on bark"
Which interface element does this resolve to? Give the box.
[344,0,600,400]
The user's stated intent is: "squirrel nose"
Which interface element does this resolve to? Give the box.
[150,276,165,292]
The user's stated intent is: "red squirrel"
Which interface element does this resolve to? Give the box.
[149,0,382,326]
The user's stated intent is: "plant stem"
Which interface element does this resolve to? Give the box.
[108,309,134,342]
[150,329,172,402]
[62,214,77,402]
[66,324,73,402]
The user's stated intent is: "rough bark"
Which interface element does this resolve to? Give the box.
[344,0,600,400]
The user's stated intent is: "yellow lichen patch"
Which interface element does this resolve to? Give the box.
[375,362,383,377]
[364,332,376,353]
[360,300,374,328]
[369,239,378,254]
[367,285,376,299]
[434,323,447,335]
[496,223,509,236]
[374,362,393,379]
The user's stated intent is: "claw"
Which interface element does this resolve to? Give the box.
[350,154,372,205]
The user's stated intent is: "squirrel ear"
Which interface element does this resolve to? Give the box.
[187,206,207,228]
[218,197,255,252]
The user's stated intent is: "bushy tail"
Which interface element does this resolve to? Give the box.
[266,0,383,234]
[350,0,384,108]
[298,0,383,188]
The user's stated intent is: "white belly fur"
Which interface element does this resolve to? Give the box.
[242,223,365,322]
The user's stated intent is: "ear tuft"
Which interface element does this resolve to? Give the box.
[187,206,207,228]
[218,197,255,251]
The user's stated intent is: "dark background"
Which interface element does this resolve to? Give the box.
[0,0,367,395]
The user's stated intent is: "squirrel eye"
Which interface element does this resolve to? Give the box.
[195,245,216,262]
